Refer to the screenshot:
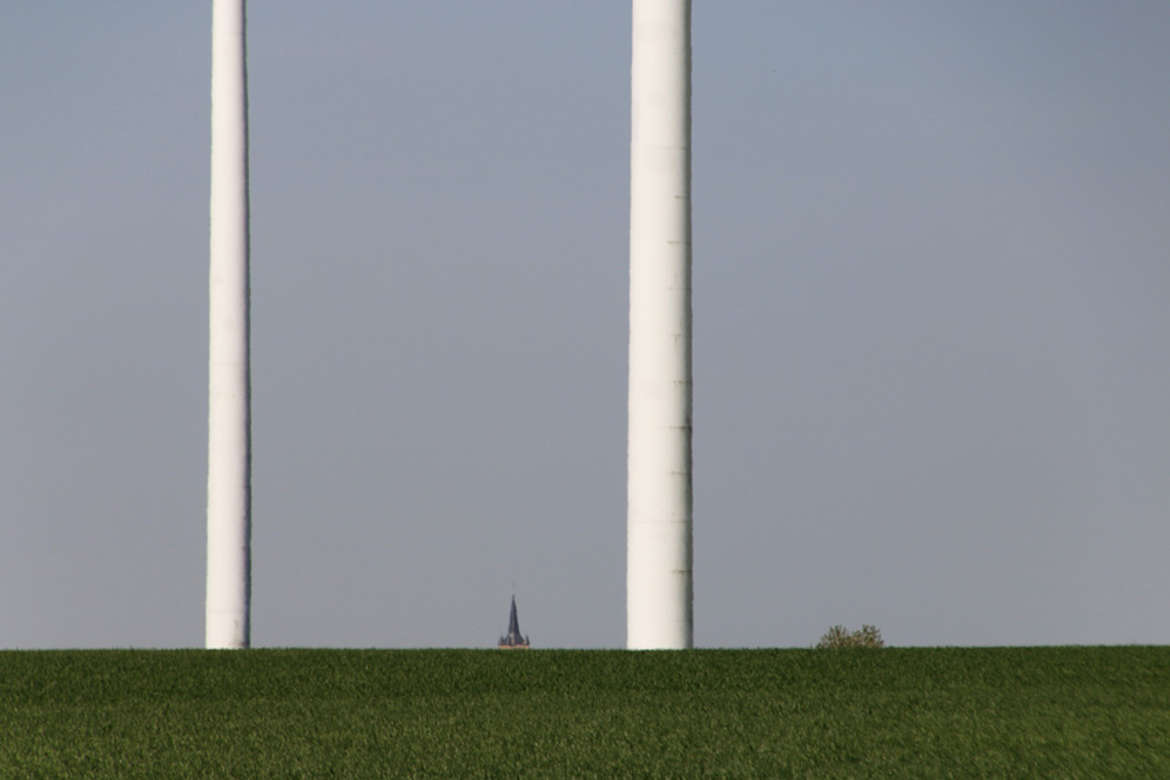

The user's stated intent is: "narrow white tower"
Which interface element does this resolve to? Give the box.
[206,0,251,649]
[627,0,693,649]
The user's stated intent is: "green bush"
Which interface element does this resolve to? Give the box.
[817,624,885,648]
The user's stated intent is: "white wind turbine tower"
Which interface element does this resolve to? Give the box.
[206,0,251,649]
[627,0,693,649]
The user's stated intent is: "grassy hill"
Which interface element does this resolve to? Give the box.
[1,647,1166,776]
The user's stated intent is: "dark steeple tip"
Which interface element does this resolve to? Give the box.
[498,595,530,649]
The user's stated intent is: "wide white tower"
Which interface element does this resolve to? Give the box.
[627,0,693,649]
[206,0,251,649]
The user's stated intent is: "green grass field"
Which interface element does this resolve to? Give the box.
[1,647,1167,776]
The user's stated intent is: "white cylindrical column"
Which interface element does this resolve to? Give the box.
[206,0,251,649]
[627,0,693,650]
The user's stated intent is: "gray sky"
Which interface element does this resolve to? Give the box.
[2,2,1167,649]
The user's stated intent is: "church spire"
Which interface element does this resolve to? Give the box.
[498,595,530,649]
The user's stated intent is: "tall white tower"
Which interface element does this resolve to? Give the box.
[206,0,251,649]
[627,0,693,649]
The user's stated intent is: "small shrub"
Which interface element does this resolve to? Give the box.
[816,624,884,649]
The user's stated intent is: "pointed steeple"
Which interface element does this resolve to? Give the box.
[507,596,522,637]
[498,595,531,648]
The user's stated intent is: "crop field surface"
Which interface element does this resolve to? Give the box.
[0,647,1167,777]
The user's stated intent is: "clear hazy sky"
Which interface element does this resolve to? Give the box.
[3,2,1167,649]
